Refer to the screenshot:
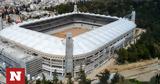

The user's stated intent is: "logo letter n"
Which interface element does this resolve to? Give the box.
[6,68,25,84]
[10,71,22,81]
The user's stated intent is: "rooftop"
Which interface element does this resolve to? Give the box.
[0,12,136,57]
[0,41,38,63]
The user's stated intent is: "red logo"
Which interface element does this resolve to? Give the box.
[6,68,25,84]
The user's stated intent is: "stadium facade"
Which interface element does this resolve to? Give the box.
[0,6,136,77]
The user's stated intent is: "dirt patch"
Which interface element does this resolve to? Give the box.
[52,27,90,38]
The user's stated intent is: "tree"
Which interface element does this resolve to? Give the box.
[78,65,91,84]
[150,73,160,84]
[36,79,41,84]
[96,69,110,84]
[111,72,124,84]
[25,76,28,84]
[155,74,160,84]
[53,69,58,84]
[42,73,46,84]
[117,49,129,64]
[153,43,160,58]
[66,73,73,84]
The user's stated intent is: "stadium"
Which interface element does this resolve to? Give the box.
[0,6,136,77]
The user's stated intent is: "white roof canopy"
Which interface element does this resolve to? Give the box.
[0,13,136,57]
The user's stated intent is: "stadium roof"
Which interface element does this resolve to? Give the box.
[0,12,136,57]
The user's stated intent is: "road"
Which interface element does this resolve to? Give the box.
[87,58,160,82]
[119,60,160,81]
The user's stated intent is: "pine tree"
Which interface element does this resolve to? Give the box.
[25,76,28,84]
[78,65,86,84]
[36,79,41,84]
[42,73,46,84]
[111,72,124,84]
[67,73,73,84]
[78,65,91,84]
[96,69,110,84]
[150,73,160,84]
[155,74,160,84]
[53,69,58,84]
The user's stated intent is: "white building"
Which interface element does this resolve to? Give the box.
[0,40,42,77]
